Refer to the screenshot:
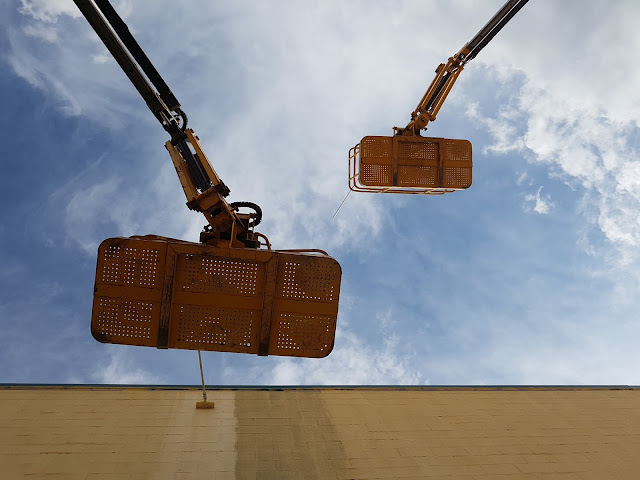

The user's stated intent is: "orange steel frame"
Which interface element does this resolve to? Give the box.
[72,0,344,359]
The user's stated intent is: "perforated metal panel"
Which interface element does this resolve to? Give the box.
[360,136,393,186]
[280,260,338,302]
[442,139,472,189]
[180,255,259,295]
[444,167,472,188]
[172,305,258,352]
[361,136,392,158]
[397,139,438,161]
[100,244,161,287]
[271,313,336,356]
[92,236,341,358]
[444,139,471,162]
[354,135,472,192]
[92,238,165,346]
[398,166,437,187]
[361,164,392,186]
[93,298,158,346]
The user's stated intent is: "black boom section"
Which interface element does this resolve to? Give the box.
[72,0,165,117]
[92,0,181,112]
[465,0,530,63]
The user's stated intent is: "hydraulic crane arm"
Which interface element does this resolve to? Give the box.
[73,0,261,247]
[350,0,529,194]
[73,0,344,359]
[398,0,529,136]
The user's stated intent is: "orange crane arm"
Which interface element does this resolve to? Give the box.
[397,0,529,136]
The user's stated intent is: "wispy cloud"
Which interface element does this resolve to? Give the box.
[471,74,640,263]
[18,0,80,23]
[91,347,161,384]
[461,1,640,265]
[525,186,553,215]
[22,23,58,42]
[221,309,425,385]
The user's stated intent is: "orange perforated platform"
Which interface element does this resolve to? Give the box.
[350,135,472,194]
[91,236,341,358]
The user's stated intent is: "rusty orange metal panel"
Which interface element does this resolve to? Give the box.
[91,236,341,358]
[441,138,472,189]
[396,136,440,188]
[353,135,472,193]
[92,237,167,347]
[358,136,394,186]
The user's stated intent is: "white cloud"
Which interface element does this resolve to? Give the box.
[64,177,122,254]
[469,72,640,262]
[92,348,161,384]
[91,53,113,64]
[467,101,527,155]
[22,24,58,42]
[7,32,81,116]
[455,0,640,264]
[19,0,80,23]
[525,186,553,215]
[516,171,533,187]
[223,310,425,385]
[269,333,422,386]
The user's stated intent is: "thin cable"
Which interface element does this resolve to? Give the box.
[333,189,352,218]
[198,350,207,403]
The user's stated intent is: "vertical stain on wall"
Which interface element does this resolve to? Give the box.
[234,389,348,479]
[158,389,238,476]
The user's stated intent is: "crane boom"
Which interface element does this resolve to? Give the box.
[71,0,263,247]
[72,0,344,359]
[72,0,182,137]
[350,0,529,194]
[399,0,529,136]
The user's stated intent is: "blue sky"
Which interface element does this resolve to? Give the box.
[2,0,640,385]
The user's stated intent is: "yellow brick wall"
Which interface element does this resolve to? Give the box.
[1,386,639,479]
